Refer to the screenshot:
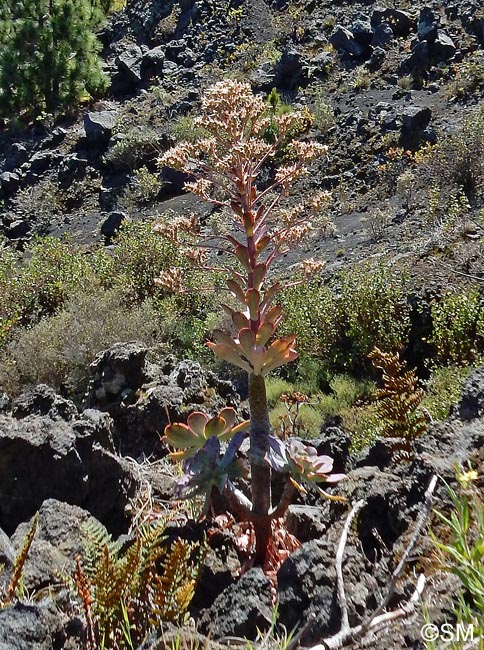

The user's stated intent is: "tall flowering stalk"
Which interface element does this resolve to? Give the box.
[159,80,343,564]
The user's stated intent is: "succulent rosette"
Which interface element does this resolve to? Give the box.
[164,407,249,461]
[266,437,346,494]
[175,431,247,516]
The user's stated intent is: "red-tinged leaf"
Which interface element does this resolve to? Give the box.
[218,407,236,432]
[227,279,245,304]
[242,212,254,235]
[230,201,244,217]
[207,341,252,373]
[262,352,298,375]
[239,328,256,358]
[232,311,250,330]
[256,321,275,346]
[245,288,260,321]
[219,417,249,442]
[262,339,298,375]
[252,263,267,290]
[187,412,209,437]
[164,423,194,448]
[264,304,284,325]
[235,245,251,271]
[205,415,227,437]
[212,329,239,350]
[255,204,266,222]
[221,304,235,317]
[267,335,297,356]
[231,419,250,434]
[255,235,271,255]
[260,282,282,313]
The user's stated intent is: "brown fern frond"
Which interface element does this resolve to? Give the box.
[6,512,38,604]
[150,539,201,623]
[369,347,428,443]
[73,555,97,650]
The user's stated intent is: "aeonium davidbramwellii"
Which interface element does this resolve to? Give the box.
[158,80,345,564]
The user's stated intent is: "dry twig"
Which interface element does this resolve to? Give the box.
[290,475,438,650]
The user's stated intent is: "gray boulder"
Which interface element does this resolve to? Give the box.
[418,6,440,43]
[277,538,378,645]
[0,405,135,534]
[116,43,143,83]
[372,22,394,47]
[86,344,241,459]
[330,25,366,57]
[141,45,165,80]
[199,569,273,639]
[433,30,456,61]
[4,143,29,172]
[9,500,106,591]
[351,15,373,47]
[371,6,415,36]
[11,384,77,420]
[87,341,150,404]
[5,219,31,240]
[0,171,21,196]
[402,105,432,132]
[100,211,128,239]
[84,110,117,142]
[0,601,82,650]
[452,364,484,421]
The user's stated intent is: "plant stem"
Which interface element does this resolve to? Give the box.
[248,373,272,564]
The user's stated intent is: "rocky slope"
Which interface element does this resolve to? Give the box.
[1,0,484,647]
[0,342,483,648]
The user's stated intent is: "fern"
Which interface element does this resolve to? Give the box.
[369,347,428,443]
[0,512,38,607]
[75,518,205,649]
[150,538,200,623]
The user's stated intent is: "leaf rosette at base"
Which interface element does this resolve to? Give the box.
[163,407,249,461]
[175,432,247,516]
[266,437,347,495]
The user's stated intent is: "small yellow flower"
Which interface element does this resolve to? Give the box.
[460,469,478,483]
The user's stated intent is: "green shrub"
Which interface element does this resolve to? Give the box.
[265,377,295,408]
[329,373,374,406]
[312,88,335,134]
[338,264,411,372]
[0,237,92,344]
[430,291,484,365]
[429,105,484,199]
[343,403,379,452]
[281,264,411,374]
[0,285,163,395]
[168,114,210,143]
[280,280,338,359]
[99,220,181,303]
[422,365,473,421]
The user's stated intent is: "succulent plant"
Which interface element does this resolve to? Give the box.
[266,437,346,494]
[175,431,247,516]
[164,407,249,461]
[159,80,333,563]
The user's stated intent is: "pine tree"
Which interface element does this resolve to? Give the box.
[0,0,108,119]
